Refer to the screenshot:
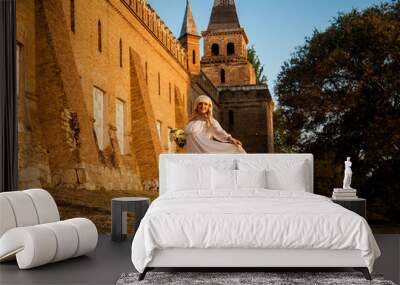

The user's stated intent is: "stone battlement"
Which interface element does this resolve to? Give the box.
[201,55,247,65]
[121,0,188,69]
[202,28,248,43]
[218,84,269,92]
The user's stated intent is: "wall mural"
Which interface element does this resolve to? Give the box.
[15,0,399,235]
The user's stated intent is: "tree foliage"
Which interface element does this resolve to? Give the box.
[275,1,400,223]
[248,46,268,84]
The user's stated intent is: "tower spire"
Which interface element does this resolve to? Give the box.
[208,0,240,31]
[179,0,200,39]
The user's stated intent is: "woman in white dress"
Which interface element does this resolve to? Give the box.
[185,95,246,154]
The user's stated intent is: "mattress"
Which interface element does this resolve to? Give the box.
[131,190,380,273]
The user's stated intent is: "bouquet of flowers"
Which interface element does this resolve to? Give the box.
[169,128,186,148]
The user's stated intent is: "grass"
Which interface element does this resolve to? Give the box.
[48,187,158,234]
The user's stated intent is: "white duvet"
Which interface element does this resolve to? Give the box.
[131,190,380,273]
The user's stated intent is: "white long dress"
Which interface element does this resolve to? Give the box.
[185,119,246,154]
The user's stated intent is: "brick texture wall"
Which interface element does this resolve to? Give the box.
[201,30,256,87]
[16,0,194,191]
[220,86,274,154]
[16,0,274,193]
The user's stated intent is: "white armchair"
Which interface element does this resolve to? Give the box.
[0,189,98,269]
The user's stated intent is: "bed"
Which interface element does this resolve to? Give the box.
[131,154,380,281]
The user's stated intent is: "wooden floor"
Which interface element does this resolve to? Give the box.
[0,235,399,285]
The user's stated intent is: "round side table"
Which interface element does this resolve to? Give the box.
[111,197,150,242]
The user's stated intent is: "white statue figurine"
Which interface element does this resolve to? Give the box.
[343,157,353,189]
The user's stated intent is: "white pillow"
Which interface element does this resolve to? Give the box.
[237,159,308,192]
[168,163,212,191]
[212,169,237,190]
[266,163,306,191]
[236,169,267,189]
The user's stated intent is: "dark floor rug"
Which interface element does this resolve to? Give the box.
[116,272,396,285]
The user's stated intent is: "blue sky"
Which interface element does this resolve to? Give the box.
[147,0,386,95]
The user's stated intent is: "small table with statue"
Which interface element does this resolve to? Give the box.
[331,157,367,219]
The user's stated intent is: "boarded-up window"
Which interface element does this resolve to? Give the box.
[156,120,162,142]
[116,99,125,154]
[156,121,162,138]
[168,127,173,153]
[93,87,105,150]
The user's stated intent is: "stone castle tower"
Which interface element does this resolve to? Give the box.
[201,0,256,86]
[181,0,274,154]
[179,0,201,75]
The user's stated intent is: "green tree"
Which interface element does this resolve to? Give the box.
[275,1,400,224]
[247,46,268,84]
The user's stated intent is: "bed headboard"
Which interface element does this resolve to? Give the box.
[159,154,314,195]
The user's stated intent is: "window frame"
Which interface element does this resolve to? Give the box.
[70,0,75,33]
[93,86,105,150]
[98,20,102,53]
[115,98,125,154]
[119,38,123,67]
[192,49,196,64]
[220,68,226,83]
[211,43,220,56]
[227,42,235,55]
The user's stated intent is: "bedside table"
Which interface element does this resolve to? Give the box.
[111,197,150,242]
[331,198,366,218]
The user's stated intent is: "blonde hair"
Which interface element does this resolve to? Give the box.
[190,95,215,127]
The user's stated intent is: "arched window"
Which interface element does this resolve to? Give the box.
[228,110,234,126]
[98,20,102,52]
[119,39,123,67]
[211,43,219,56]
[192,50,196,65]
[220,69,226,83]
[227,42,235,55]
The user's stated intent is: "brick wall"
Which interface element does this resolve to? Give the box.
[202,32,247,58]
[16,0,52,189]
[201,62,256,87]
[16,0,195,191]
[220,85,274,153]
[201,29,256,87]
